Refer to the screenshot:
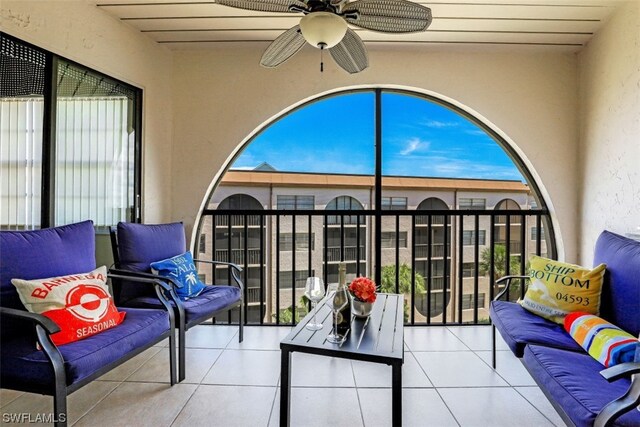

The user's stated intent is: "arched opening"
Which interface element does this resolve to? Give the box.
[325,196,366,284]
[196,88,557,325]
[415,197,451,319]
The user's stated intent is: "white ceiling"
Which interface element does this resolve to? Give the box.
[92,0,623,51]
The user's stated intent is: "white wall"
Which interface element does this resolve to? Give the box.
[1,0,174,223]
[578,1,640,265]
[172,46,579,260]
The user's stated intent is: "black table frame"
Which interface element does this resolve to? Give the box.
[280,293,404,426]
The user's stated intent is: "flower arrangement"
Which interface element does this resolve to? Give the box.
[348,277,377,304]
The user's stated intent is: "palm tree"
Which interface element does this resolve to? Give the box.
[380,264,426,321]
[479,244,524,301]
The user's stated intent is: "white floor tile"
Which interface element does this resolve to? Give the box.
[413,351,508,387]
[202,349,281,386]
[476,350,536,386]
[291,352,356,387]
[351,352,432,388]
[226,326,292,350]
[185,325,239,349]
[358,388,458,427]
[439,387,555,427]
[269,387,363,427]
[447,325,510,351]
[516,387,566,427]
[129,348,222,384]
[404,327,469,351]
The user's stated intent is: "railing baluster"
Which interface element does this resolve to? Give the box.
[276,215,280,325]
[427,214,432,324]
[323,214,328,290]
[259,213,264,325]
[307,214,312,312]
[458,214,464,324]
[443,214,449,325]
[340,214,345,262]
[356,214,361,277]
[505,214,511,301]
[490,214,496,303]
[395,214,400,294]
[536,214,542,256]
[243,214,248,324]
[520,213,526,300]
[474,215,479,324]
[411,214,416,325]
[292,214,296,326]
[227,214,232,324]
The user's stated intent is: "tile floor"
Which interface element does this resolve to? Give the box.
[0,325,566,427]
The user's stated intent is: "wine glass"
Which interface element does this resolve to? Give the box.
[304,277,325,331]
[326,285,349,344]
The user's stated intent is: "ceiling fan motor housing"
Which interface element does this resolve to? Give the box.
[299,12,348,48]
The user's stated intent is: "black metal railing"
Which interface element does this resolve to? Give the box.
[198,209,554,327]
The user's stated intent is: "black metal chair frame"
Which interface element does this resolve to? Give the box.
[491,275,640,427]
[0,274,176,427]
[109,228,244,383]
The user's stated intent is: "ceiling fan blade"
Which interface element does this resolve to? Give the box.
[329,29,369,74]
[261,25,306,68]
[216,0,307,14]
[342,0,432,33]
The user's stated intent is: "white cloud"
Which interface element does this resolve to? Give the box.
[422,120,460,129]
[400,137,430,155]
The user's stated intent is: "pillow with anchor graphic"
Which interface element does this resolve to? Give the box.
[519,256,606,324]
[150,251,206,301]
[12,266,126,346]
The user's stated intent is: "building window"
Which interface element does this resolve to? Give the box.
[0,34,141,230]
[459,198,486,210]
[381,197,407,210]
[462,293,486,310]
[279,233,314,251]
[277,195,314,210]
[462,230,486,245]
[462,262,475,278]
[278,270,315,288]
[531,227,545,240]
[381,231,407,249]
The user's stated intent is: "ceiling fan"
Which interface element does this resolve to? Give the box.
[216,0,433,73]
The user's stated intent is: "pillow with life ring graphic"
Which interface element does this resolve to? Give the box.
[12,266,125,346]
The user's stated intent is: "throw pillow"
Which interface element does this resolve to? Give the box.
[150,251,206,301]
[12,266,126,346]
[565,312,639,367]
[519,255,606,324]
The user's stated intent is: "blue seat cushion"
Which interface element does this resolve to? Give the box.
[490,300,582,357]
[594,231,640,336]
[115,222,186,304]
[0,221,96,340]
[524,345,640,427]
[1,308,169,394]
[124,285,241,325]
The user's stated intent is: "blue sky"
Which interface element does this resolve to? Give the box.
[231,92,525,182]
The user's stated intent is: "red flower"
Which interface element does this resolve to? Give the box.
[349,277,377,303]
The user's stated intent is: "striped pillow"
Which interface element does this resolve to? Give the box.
[564,312,639,367]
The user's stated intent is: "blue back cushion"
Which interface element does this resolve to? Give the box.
[594,231,640,336]
[0,220,96,339]
[115,222,186,303]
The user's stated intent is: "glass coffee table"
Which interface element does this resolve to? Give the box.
[279,293,404,427]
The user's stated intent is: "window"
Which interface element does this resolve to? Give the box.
[381,197,407,210]
[462,230,486,245]
[459,198,486,210]
[461,293,486,310]
[381,231,407,249]
[277,195,314,210]
[0,34,141,230]
[531,227,545,240]
[278,270,315,288]
[279,233,314,251]
[462,262,475,278]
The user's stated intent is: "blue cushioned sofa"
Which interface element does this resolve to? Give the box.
[490,231,640,427]
[0,221,177,427]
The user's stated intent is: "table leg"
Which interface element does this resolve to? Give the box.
[280,349,291,427]
[392,362,402,427]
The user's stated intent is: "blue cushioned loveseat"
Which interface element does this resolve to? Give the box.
[490,231,640,427]
[0,221,177,427]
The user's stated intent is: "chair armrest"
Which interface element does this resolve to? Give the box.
[193,259,244,295]
[600,362,640,382]
[193,259,243,272]
[108,269,182,289]
[494,275,530,301]
[0,307,60,335]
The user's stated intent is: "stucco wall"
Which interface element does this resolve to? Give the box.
[578,1,640,266]
[1,0,174,223]
[172,46,579,260]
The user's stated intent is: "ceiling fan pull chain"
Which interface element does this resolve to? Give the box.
[320,43,325,72]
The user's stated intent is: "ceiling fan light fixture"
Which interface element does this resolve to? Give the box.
[300,12,348,49]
